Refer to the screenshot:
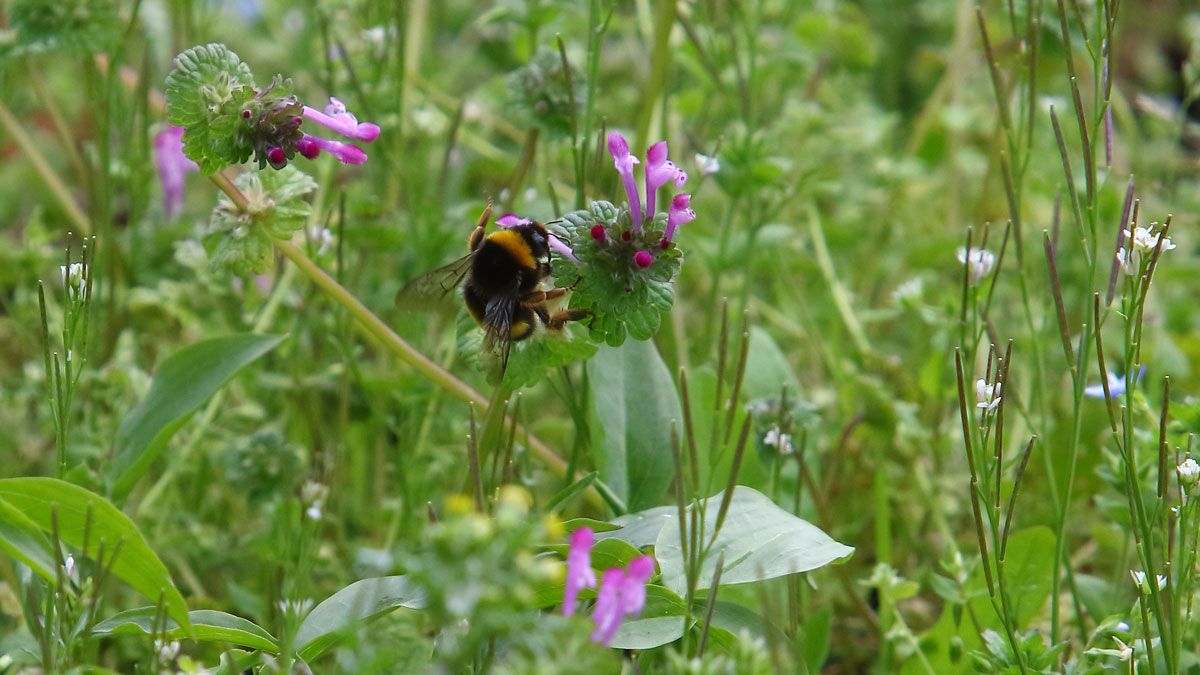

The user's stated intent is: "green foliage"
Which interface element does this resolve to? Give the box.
[1,0,121,59]
[0,478,190,629]
[92,607,278,653]
[505,48,584,138]
[164,44,259,174]
[294,576,426,661]
[552,201,682,346]
[587,340,680,511]
[107,333,285,501]
[208,167,318,275]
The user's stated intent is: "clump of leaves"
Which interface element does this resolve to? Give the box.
[206,165,317,275]
[165,43,305,173]
[551,201,682,346]
[506,48,584,138]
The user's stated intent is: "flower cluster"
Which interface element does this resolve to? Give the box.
[563,527,655,646]
[975,377,1002,413]
[294,97,380,165]
[606,131,695,256]
[1116,223,1175,276]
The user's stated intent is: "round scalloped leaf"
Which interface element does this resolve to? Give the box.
[165,44,257,174]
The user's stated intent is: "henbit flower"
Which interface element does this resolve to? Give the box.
[590,567,626,645]
[975,378,1002,412]
[618,555,654,615]
[957,247,996,287]
[694,152,720,177]
[153,126,199,218]
[1084,366,1145,399]
[644,141,687,220]
[590,224,607,242]
[608,132,642,230]
[1178,457,1200,487]
[302,97,381,142]
[496,213,532,228]
[295,135,368,165]
[563,527,597,617]
[633,251,654,268]
[663,193,696,245]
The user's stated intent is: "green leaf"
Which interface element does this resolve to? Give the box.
[586,340,680,511]
[742,327,801,399]
[1001,526,1055,624]
[596,506,675,548]
[164,44,258,174]
[0,497,56,582]
[656,487,854,596]
[551,202,682,347]
[209,168,318,276]
[108,333,286,502]
[546,472,599,513]
[0,478,190,631]
[91,607,277,653]
[3,0,122,60]
[294,576,426,662]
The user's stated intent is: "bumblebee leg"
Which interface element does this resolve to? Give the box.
[519,287,569,307]
[468,201,493,253]
[545,308,591,331]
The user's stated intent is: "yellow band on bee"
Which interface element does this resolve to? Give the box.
[487,229,536,269]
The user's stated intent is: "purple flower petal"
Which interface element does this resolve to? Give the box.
[608,131,642,231]
[618,555,654,615]
[549,234,580,264]
[297,134,368,165]
[644,141,687,218]
[590,568,626,646]
[664,193,696,242]
[302,97,381,142]
[153,126,198,218]
[496,213,532,228]
[563,527,596,617]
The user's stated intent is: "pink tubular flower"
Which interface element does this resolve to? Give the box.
[590,568,626,645]
[663,193,696,243]
[589,555,655,646]
[644,141,687,220]
[563,527,597,617]
[295,135,368,165]
[153,126,198,218]
[302,97,381,142]
[496,213,532,228]
[608,132,642,230]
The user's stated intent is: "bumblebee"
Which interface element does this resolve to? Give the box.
[395,203,587,370]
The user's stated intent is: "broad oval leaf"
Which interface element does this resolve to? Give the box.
[0,497,56,582]
[655,486,854,595]
[595,506,675,548]
[0,478,190,630]
[608,585,689,650]
[91,607,277,653]
[295,576,426,662]
[586,341,680,511]
[108,333,285,502]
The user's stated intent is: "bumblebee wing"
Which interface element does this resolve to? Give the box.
[394,255,473,311]
[482,293,517,375]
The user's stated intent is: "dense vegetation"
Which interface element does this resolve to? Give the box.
[2,0,1200,672]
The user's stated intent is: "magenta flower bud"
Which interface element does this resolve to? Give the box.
[496,213,532,228]
[296,137,321,159]
[644,141,687,219]
[563,528,597,617]
[664,193,696,242]
[607,131,642,230]
[267,146,287,167]
[590,224,607,242]
[153,126,198,218]
[241,109,252,119]
[298,134,368,165]
[302,97,381,142]
[633,251,653,268]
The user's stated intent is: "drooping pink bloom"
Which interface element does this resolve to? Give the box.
[608,132,642,231]
[153,126,198,218]
[589,555,656,646]
[664,193,695,244]
[563,527,596,617]
[295,135,368,165]
[644,141,687,220]
[590,567,626,645]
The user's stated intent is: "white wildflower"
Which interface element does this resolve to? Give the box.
[302,480,329,522]
[956,247,995,286]
[762,426,794,455]
[1130,569,1167,595]
[975,379,1002,412]
[891,277,923,304]
[694,152,721,177]
[154,639,180,662]
[60,263,88,300]
[1178,457,1200,487]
